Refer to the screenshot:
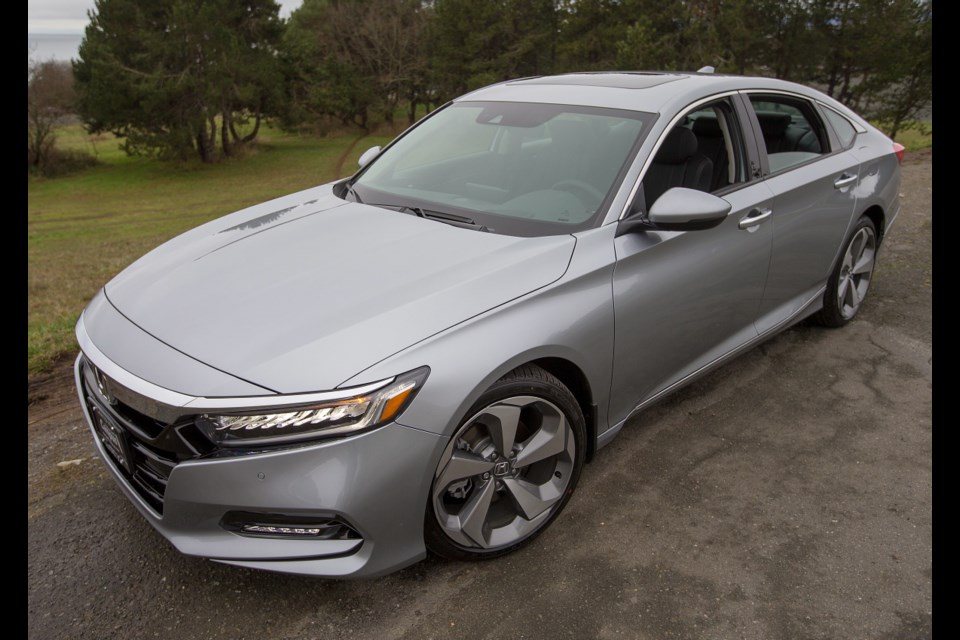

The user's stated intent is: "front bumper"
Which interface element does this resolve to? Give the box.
[75,354,447,578]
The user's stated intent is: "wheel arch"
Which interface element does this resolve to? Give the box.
[423,349,602,463]
[529,357,598,463]
[860,204,886,245]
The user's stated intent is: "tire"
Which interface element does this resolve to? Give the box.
[813,216,878,328]
[424,364,586,561]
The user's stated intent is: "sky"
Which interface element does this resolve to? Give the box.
[28,0,304,33]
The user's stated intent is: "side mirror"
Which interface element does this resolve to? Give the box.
[357,146,382,169]
[617,187,731,235]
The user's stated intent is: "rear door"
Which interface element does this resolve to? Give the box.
[739,92,861,333]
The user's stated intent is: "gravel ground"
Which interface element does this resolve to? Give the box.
[27,152,931,639]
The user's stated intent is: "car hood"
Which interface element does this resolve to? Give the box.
[104,186,576,394]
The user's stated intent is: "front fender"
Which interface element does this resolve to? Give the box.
[340,225,619,442]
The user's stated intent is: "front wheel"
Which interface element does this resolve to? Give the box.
[813,216,878,327]
[424,365,585,561]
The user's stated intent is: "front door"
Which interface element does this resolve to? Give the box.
[608,97,775,426]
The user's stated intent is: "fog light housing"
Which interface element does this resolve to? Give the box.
[220,511,361,540]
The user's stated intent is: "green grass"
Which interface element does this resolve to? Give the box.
[892,125,932,152]
[871,120,932,152]
[28,123,395,375]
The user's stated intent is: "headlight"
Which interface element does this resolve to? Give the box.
[195,367,429,447]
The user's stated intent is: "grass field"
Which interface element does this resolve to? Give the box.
[889,124,933,152]
[28,124,395,375]
[27,119,931,376]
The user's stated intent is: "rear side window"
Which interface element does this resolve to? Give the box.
[822,107,857,148]
[747,95,830,173]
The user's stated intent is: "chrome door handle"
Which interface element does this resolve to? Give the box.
[739,207,772,229]
[833,173,858,189]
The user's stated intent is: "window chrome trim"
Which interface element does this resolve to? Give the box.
[740,89,854,176]
[76,314,395,411]
[616,91,739,221]
[739,88,868,134]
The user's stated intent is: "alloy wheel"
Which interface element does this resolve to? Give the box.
[431,395,576,550]
[837,225,877,319]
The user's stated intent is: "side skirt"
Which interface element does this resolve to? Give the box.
[596,285,826,452]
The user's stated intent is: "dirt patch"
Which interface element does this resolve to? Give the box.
[28,353,79,415]
[903,147,931,165]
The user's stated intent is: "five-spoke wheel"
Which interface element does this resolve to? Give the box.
[814,216,878,327]
[425,365,585,559]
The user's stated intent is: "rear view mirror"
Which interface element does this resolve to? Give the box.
[357,146,382,169]
[617,187,731,235]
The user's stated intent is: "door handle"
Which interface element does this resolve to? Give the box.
[739,207,772,229]
[833,173,858,189]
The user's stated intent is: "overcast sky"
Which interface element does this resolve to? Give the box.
[28,0,304,33]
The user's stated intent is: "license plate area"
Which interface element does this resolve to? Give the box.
[91,405,134,474]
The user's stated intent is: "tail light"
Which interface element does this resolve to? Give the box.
[893,142,906,165]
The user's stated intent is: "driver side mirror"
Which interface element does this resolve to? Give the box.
[357,146,382,169]
[617,187,731,236]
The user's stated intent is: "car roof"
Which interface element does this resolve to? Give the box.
[456,72,832,115]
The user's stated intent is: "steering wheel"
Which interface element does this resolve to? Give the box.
[550,179,604,207]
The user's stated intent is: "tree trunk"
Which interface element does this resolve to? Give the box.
[241,106,262,144]
[839,66,854,105]
[210,117,219,162]
[196,119,216,163]
[826,60,839,96]
[221,108,233,157]
[888,119,902,140]
[228,117,241,144]
[355,107,369,131]
[196,130,209,162]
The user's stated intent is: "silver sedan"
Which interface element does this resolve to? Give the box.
[75,71,902,577]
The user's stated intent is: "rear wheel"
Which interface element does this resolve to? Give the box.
[424,365,585,560]
[813,216,878,327]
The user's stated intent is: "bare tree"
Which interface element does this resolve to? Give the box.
[28,58,76,169]
[324,0,427,127]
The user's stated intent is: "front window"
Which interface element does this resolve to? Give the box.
[638,98,749,213]
[348,101,653,236]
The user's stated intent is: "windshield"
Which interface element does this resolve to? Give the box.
[349,101,654,236]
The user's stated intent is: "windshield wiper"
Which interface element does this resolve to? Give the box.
[403,206,492,232]
[368,203,492,232]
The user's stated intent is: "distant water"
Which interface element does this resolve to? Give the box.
[28,33,83,62]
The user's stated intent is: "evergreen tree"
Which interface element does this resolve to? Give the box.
[74,0,284,162]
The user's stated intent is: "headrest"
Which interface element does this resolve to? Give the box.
[654,127,698,164]
[692,115,723,137]
[756,111,792,137]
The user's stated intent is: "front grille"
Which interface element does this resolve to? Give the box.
[127,440,177,513]
[79,357,210,515]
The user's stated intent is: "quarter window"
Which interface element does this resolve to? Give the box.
[822,106,858,148]
[747,95,830,173]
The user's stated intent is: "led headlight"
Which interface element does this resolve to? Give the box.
[196,367,429,446]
